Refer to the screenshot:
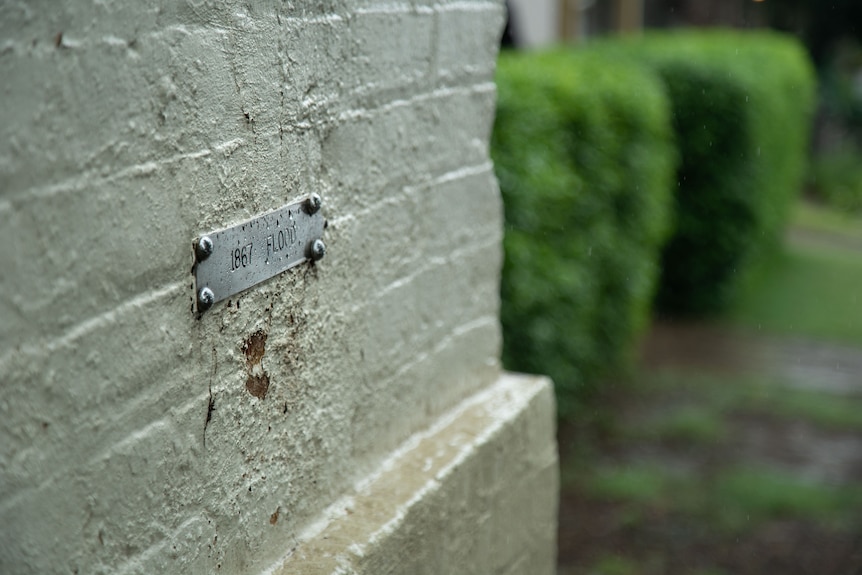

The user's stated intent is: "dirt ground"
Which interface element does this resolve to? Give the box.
[556,321,862,575]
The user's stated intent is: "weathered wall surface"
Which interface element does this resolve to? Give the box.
[276,374,558,575]
[0,1,556,574]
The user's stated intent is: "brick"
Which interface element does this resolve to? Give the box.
[435,4,506,85]
[320,84,498,214]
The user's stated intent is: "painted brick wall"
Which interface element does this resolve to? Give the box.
[0,1,511,573]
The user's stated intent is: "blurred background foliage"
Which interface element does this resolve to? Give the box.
[496,3,862,572]
[493,49,676,417]
[628,33,816,314]
[492,31,816,414]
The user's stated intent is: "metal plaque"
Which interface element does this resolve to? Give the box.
[192,195,326,313]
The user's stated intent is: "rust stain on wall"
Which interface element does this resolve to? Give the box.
[242,330,267,366]
[242,330,270,399]
[246,373,270,399]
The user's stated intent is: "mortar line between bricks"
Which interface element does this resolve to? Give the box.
[0,384,211,516]
[434,1,503,13]
[334,81,496,121]
[6,144,226,206]
[337,234,501,320]
[356,313,500,400]
[333,73,497,107]
[355,3,434,16]
[0,280,185,371]
[385,314,499,384]
[282,77,496,136]
[7,78,493,203]
[349,1,500,17]
[414,161,495,189]
[327,161,494,227]
[261,82,493,134]
[112,515,203,575]
[1,12,446,58]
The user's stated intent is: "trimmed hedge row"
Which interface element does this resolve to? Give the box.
[492,50,676,417]
[492,31,816,415]
[625,31,818,314]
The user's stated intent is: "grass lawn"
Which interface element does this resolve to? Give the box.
[636,370,862,432]
[727,201,862,345]
[790,200,862,242]
[558,367,862,575]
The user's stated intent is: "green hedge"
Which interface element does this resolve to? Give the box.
[620,31,817,313]
[492,32,815,415]
[492,50,676,416]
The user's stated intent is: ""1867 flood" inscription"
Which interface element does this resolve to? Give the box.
[193,195,325,312]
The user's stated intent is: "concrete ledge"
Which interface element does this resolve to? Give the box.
[266,373,559,575]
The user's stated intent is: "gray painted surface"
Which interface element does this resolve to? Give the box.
[0,2,557,573]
